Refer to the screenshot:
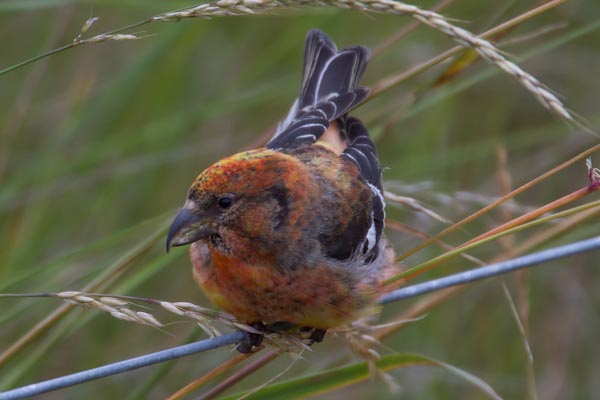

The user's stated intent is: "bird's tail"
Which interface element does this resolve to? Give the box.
[276,30,371,135]
[298,29,370,110]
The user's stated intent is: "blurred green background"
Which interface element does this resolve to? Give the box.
[1,0,599,399]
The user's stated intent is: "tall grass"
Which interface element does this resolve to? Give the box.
[1,1,599,399]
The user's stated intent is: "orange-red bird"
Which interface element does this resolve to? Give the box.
[167,30,394,352]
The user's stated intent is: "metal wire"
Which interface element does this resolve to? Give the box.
[379,235,600,304]
[0,332,245,400]
[1,235,599,400]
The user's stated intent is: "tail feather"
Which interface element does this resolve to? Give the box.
[270,30,370,145]
[299,31,370,109]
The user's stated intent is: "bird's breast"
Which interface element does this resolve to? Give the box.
[189,242,376,328]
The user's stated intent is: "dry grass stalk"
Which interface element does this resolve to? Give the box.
[2,1,573,122]
[386,219,485,266]
[344,329,400,392]
[460,182,600,249]
[159,302,322,353]
[57,291,163,327]
[396,144,600,263]
[80,33,141,44]
[373,202,600,343]
[74,17,138,44]
[196,351,279,400]
[0,224,168,367]
[55,292,232,337]
[153,0,573,122]
[72,17,141,45]
[385,190,452,224]
[54,292,312,352]
[587,157,600,183]
[166,353,250,400]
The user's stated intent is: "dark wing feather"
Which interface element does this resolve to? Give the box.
[267,29,370,150]
[341,117,385,261]
[268,30,384,263]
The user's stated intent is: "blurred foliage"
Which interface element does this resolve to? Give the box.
[0,1,599,399]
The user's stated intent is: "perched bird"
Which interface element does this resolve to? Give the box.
[167,30,395,352]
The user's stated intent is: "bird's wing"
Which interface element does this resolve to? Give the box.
[268,30,384,263]
[341,117,385,261]
[267,29,370,150]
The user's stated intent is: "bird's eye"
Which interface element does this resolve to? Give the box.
[217,196,233,209]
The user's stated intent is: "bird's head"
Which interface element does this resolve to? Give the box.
[166,149,307,253]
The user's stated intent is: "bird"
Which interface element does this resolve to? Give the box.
[166,29,395,353]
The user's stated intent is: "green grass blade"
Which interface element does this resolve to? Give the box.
[224,353,501,400]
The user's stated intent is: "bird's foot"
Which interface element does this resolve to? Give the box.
[237,323,327,352]
[236,322,265,353]
[299,327,327,346]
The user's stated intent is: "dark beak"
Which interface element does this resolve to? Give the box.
[166,208,212,253]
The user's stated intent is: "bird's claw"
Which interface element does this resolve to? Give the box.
[236,322,265,353]
[308,328,327,344]
[300,327,327,346]
[236,324,327,352]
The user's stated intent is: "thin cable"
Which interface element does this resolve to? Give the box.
[380,235,600,304]
[1,235,599,400]
[0,332,244,400]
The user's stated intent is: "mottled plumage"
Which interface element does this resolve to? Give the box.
[167,30,395,351]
